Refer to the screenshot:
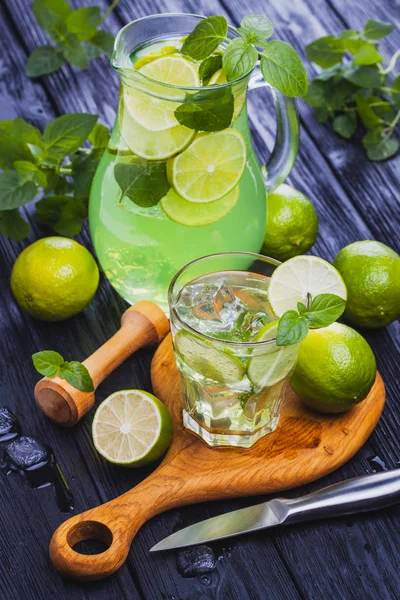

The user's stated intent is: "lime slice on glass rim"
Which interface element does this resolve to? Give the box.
[92,390,172,467]
[160,185,239,226]
[268,255,347,317]
[174,330,245,384]
[120,108,195,160]
[126,56,200,132]
[169,129,246,203]
[247,321,299,388]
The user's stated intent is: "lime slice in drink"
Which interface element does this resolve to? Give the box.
[209,70,246,120]
[247,322,299,387]
[169,129,246,203]
[125,56,200,132]
[160,185,239,226]
[134,45,178,70]
[209,69,227,85]
[92,390,172,467]
[120,108,195,160]
[175,330,245,384]
[268,255,347,317]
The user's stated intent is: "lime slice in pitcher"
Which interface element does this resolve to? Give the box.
[120,108,195,160]
[175,331,245,384]
[247,322,299,387]
[209,70,246,120]
[169,129,246,203]
[126,56,200,131]
[160,185,239,226]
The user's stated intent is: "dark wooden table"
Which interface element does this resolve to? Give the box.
[1,0,399,598]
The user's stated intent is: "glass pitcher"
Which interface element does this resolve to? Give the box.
[89,13,299,312]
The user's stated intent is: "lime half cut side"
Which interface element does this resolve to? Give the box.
[247,322,299,387]
[174,330,245,384]
[268,255,347,317]
[92,390,172,467]
[160,185,239,226]
[169,129,246,203]
[120,107,195,160]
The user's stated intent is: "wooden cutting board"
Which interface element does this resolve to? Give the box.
[49,334,385,582]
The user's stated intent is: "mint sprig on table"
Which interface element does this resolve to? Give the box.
[26,0,119,77]
[276,293,346,346]
[0,114,109,241]
[32,351,94,393]
[305,19,399,161]
[180,15,308,98]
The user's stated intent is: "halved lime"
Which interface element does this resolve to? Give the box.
[169,129,246,203]
[92,390,172,467]
[247,322,299,387]
[174,330,245,384]
[134,45,178,70]
[268,255,347,317]
[120,108,195,160]
[160,185,239,226]
[125,56,200,132]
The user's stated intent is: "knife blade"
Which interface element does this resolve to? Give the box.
[150,469,400,552]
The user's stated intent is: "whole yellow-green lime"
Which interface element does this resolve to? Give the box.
[11,237,99,321]
[261,184,318,261]
[333,241,400,329]
[290,323,376,413]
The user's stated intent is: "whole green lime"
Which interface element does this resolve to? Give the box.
[11,237,99,321]
[261,184,318,261]
[291,323,376,414]
[333,240,400,328]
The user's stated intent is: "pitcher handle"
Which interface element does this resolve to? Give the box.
[248,63,299,192]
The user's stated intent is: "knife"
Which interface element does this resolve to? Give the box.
[150,469,400,552]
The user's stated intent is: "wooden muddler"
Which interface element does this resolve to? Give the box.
[34,301,169,427]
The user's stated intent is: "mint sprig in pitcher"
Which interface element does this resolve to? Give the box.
[89,14,306,311]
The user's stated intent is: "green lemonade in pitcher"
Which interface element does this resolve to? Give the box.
[89,14,300,311]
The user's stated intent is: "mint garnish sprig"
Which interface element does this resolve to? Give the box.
[32,351,94,393]
[0,114,109,241]
[305,19,399,161]
[180,15,308,98]
[276,293,346,346]
[26,0,120,78]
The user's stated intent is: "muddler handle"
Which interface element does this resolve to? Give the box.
[34,301,169,427]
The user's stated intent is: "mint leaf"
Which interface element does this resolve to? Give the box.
[304,293,346,328]
[297,302,307,316]
[65,7,102,42]
[0,210,31,241]
[14,160,47,188]
[0,118,43,169]
[26,45,65,77]
[88,123,110,148]
[63,43,90,69]
[304,81,326,107]
[199,55,222,82]
[363,134,399,161]
[390,76,400,108]
[181,16,228,60]
[276,311,309,346]
[0,172,37,210]
[240,14,274,43]
[336,30,360,40]
[223,38,258,81]
[32,0,71,43]
[32,350,64,378]
[89,30,114,55]
[363,19,394,41]
[333,112,357,139]
[305,36,345,68]
[353,42,383,66]
[313,107,329,123]
[174,89,234,131]
[355,93,381,129]
[261,41,308,97]
[343,65,381,88]
[59,361,94,392]
[34,195,72,225]
[114,159,169,207]
[71,148,104,198]
[43,113,98,160]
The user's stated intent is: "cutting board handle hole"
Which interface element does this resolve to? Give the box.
[67,521,113,555]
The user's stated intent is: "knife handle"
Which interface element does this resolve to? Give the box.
[285,469,400,524]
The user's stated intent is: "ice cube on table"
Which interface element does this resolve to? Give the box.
[5,436,50,469]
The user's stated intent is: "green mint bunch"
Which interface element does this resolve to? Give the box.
[180,15,308,98]
[305,19,400,161]
[276,293,346,346]
[32,350,94,392]
[0,114,110,241]
[26,0,119,77]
